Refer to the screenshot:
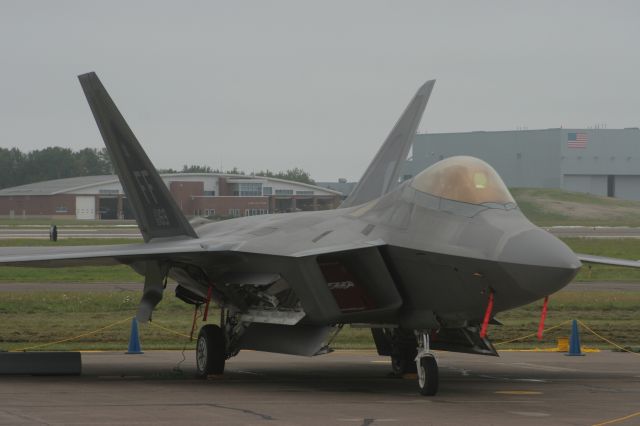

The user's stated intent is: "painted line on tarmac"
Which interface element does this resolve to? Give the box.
[479,374,547,383]
[447,366,547,383]
[592,411,640,426]
[508,411,550,417]
[495,391,543,395]
[503,362,578,372]
[234,369,265,376]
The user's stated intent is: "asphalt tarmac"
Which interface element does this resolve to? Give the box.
[0,350,638,425]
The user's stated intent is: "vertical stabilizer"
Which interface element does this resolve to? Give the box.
[341,80,435,208]
[78,72,198,242]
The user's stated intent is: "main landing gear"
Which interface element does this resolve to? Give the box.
[196,324,226,376]
[415,331,439,396]
[391,337,418,376]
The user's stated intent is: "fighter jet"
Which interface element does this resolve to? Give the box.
[0,73,633,395]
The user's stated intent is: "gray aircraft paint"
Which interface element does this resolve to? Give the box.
[0,74,629,359]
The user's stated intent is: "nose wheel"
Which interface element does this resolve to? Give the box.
[415,332,439,396]
[196,324,226,377]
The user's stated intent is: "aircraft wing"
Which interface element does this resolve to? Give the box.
[0,72,405,328]
[576,253,640,268]
[0,236,387,267]
[0,240,213,267]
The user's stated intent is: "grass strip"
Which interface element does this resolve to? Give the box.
[0,290,638,351]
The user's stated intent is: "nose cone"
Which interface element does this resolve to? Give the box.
[498,228,581,297]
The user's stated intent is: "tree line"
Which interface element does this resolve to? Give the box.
[0,147,315,189]
[0,147,113,189]
[170,165,315,184]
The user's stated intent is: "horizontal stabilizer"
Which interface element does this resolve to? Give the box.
[341,80,435,208]
[78,72,197,242]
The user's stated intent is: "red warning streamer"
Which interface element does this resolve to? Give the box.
[480,290,494,339]
[537,296,549,341]
[189,305,199,341]
[203,285,213,322]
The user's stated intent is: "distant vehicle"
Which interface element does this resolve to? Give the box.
[0,73,631,395]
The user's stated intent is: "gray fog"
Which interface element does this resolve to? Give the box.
[1,1,638,181]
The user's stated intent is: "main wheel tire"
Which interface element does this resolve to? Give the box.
[196,324,226,377]
[417,355,439,396]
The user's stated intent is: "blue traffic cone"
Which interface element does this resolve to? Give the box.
[126,317,143,354]
[565,319,584,356]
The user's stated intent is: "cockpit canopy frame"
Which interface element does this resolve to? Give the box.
[410,156,515,206]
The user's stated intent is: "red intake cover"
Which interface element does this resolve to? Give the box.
[318,260,377,312]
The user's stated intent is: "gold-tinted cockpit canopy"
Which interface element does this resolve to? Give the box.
[411,156,515,205]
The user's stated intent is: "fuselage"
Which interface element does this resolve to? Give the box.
[185,157,581,329]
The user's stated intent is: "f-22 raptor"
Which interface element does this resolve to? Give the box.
[1,73,633,395]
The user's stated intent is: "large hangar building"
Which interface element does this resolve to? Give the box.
[403,128,640,200]
[0,174,342,220]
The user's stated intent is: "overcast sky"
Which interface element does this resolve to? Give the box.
[1,1,639,181]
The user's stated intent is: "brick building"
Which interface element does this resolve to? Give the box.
[0,174,342,220]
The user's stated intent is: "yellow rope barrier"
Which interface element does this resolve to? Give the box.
[7,313,638,356]
[577,320,640,358]
[147,321,192,339]
[494,318,639,357]
[8,315,195,352]
[494,319,573,346]
[11,316,133,352]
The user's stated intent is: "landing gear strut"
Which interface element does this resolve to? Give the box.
[415,331,439,396]
[391,332,418,376]
[196,324,226,377]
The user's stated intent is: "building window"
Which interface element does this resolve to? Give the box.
[55,206,68,213]
[204,190,215,196]
[262,186,272,196]
[244,208,269,216]
[228,208,240,217]
[204,209,215,217]
[275,189,294,195]
[296,190,313,195]
[238,183,262,196]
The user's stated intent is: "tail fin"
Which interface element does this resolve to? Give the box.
[78,72,197,242]
[341,80,435,208]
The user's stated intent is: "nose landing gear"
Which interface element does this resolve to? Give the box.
[415,331,439,396]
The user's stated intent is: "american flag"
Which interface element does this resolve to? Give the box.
[567,132,588,148]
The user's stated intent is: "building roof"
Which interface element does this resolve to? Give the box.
[0,175,118,196]
[316,181,358,196]
[0,174,342,197]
